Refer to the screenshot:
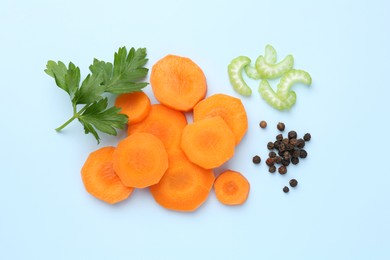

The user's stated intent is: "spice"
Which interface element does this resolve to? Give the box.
[303,133,311,141]
[297,138,305,149]
[266,157,275,166]
[289,138,298,146]
[259,121,267,128]
[283,186,289,193]
[269,151,276,158]
[292,149,300,158]
[299,149,307,158]
[289,179,298,187]
[278,165,287,174]
[252,155,261,164]
[274,156,282,164]
[288,131,297,139]
[269,165,276,173]
[276,134,283,141]
[291,157,299,165]
[283,151,291,160]
[282,138,289,145]
[267,142,275,150]
[277,122,285,131]
[281,159,290,166]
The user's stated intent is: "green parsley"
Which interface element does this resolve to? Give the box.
[45,47,149,143]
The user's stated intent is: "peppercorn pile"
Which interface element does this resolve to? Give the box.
[253,121,311,193]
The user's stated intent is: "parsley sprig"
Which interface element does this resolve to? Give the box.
[45,47,148,143]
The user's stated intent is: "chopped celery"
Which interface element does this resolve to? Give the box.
[255,54,294,79]
[264,44,277,64]
[276,69,312,100]
[228,56,252,96]
[258,79,296,110]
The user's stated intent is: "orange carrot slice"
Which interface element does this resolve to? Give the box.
[113,133,168,188]
[127,104,187,150]
[150,55,207,111]
[81,146,133,204]
[114,91,151,124]
[150,149,215,212]
[180,116,235,169]
[214,170,250,205]
[193,93,248,145]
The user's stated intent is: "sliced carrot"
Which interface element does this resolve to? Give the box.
[113,133,168,188]
[150,149,215,212]
[150,55,207,111]
[214,170,250,206]
[180,116,235,169]
[127,104,187,150]
[81,146,133,204]
[193,93,248,145]
[114,91,151,124]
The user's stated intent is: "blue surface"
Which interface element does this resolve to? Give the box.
[1,0,389,259]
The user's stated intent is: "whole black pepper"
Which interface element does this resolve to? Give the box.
[283,151,291,160]
[292,149,300,158]
[286,144,294,152]
[288,131,297,139]
[269,165,276,173]
[289,138,298,146]
[282,138,289,145]
[266,157,275,166]
[277,122,285,131]
[279,143,286,152]
[291,157,299,165]
[252,155,261,164]
[259,121,267,129]
[276,134,283,141]
[297,138,306,149]
[274,141,281,149]
[278,165,287,174]
[267,142,275,150]
[278,150,284,156]
[289,179,298,187]
[269,151,276,158]
[303,133,311,141]
[281,159,290,166]
[299,149,308,158]
[274,156,282,164]
[283,186,289,193]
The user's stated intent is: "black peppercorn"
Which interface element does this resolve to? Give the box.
[299,149,308,158]
[281,159,290,166]
[297,138,305,149]
[269,165,276,173]
[274,141,281,149]
[286,144,294,152]
[282,138,289,145]
[291,157,299,165]
[289,138,298,146]
[274,156,282,164]
[278,165,287,174]
[252,155,261,164]
[259,121,267,128]
[279,143,286,152]
[269,151,276,158]
[277,122,285,131]
[303,133,311,141]
[267,142,275,150]
[292,149,300,158]
[288,131,297,139]
[289,179,298,187]
[266,157,275,166]
[276,134,283,141]
[283,151,291,160]
[283,186,289,193]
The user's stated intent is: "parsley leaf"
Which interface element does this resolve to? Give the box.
[45,47,149,143]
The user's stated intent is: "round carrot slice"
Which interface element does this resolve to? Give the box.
[113,133,169,188]
[193,93,248,145]
[81,146,133,204]
[150,149,215,212]
[127,104,187,150]
[115,91,151,124]
[180,116,235,169]
[214,170,250,205]
[150,55,207,111]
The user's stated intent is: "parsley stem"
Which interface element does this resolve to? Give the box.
[55,115,77,132]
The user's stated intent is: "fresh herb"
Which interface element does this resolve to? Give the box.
[45,47,148,143]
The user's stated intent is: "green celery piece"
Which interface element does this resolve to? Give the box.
[256,54,294,79]
[228,56,252,96]
[244,45,278,80]
[258,79,296,110]
[264,44,277,64]
[276,69,312,100]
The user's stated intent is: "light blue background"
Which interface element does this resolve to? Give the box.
[1,0,389,259]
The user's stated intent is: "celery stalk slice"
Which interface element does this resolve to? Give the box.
[276,69,312,100]
[256,54,294,79]
[258,79,296,110]
[264,44,277,64]
[228,56,252,96]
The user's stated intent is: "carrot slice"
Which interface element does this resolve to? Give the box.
[150,149,215,212]
[113,133,169,188]
[193,93,248,145]
[214,170,250,205]
[114,91,151,124]
[150,55,207,111]
[81,146,133,204]
[127,104,187,150]
[180,116,235,169]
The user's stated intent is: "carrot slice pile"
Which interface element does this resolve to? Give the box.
[127,104,187,150]
[193,93,248,145]
[214,170,250,205]
[81,146,133,204]
[180,116,235,169]
[115,91,151,124]
[150,55,207,111]
[150,149,215,212]
[113,133,168,188]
